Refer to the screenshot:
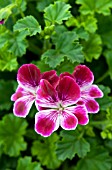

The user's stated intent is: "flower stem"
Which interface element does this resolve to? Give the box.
[95,70,109,83]
[16,3,25,18]
[90,120,110,126]
[43,39,51,52]
[19,8,25,18]
[28,42,42,55]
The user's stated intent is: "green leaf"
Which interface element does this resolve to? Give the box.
[66,15,97,33]
[97,15,112,49]
[56,58,78,75]
[97,85,112,111]
[83,34,102,62]
[17,156,43,170]
[75,147,111,170]
[0,80,14,110]
[0,51,18,71]
[0,4,16,21]
[0,0,26,16]
[16,0,23,6]
[14,15,41,36]
[36,0,54,12]
[80,15,97,33]
[42,31,84,68]
[57,32,83,60]
[8,31,28,57]
[0,25,6,34]
[55,32,83,63]
[54,25,68,35]
[56,130,90,161]
[101,110,112,140]
[14,0,27,15]
[31,133,61,169]
[0,114,28,156]
[44,1,71,25]
[37,0,69,12]
[0,53,18,71]
[0,31,10,49]
[0,0,11,7]
[76,0,112,15]
[0,30,28,57]
[75,27,89,40]
[105,139,112,151]
[104,50,112,79]
[42,49,65,68]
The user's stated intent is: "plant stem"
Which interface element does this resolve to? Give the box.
[19,8,25,18]
[43,39,51,52]
[90,120,110,126]
[95,70,109,83]
[28,42,42,55]
[17,3,25,18]
[78,130,85,139]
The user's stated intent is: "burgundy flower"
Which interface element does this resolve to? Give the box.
[11,64,59,117]
[73,65,103,113]
[11,63,103,137]
[61,65,103,113]
[35,76,89,137]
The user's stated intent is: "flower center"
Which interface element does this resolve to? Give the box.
[29,86,38,98]
[56,101,64,111]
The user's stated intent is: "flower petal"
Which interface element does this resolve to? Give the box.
[11,86,24,101]
[60,72,74,80]
[85,99,99,113]
[13,95,35,117]
[35,110,59,137]
[11,86,35,101]
[57,76,80,106]
[77,98,85,105]
[36,79,58,108]
[17,64,41,90]
[88,85,103,98]
[36,105,47,111]
[42,70,59,88]
[68,106,89,125]
[73,65,94,88]
[60,110,78,130]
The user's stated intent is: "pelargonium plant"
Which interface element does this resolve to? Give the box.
[1,1,112,169]
[11,64,103,137]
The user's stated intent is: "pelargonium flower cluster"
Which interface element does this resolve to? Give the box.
[11,64,103,137]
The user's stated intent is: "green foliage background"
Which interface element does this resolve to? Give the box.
[0,0,112,169]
